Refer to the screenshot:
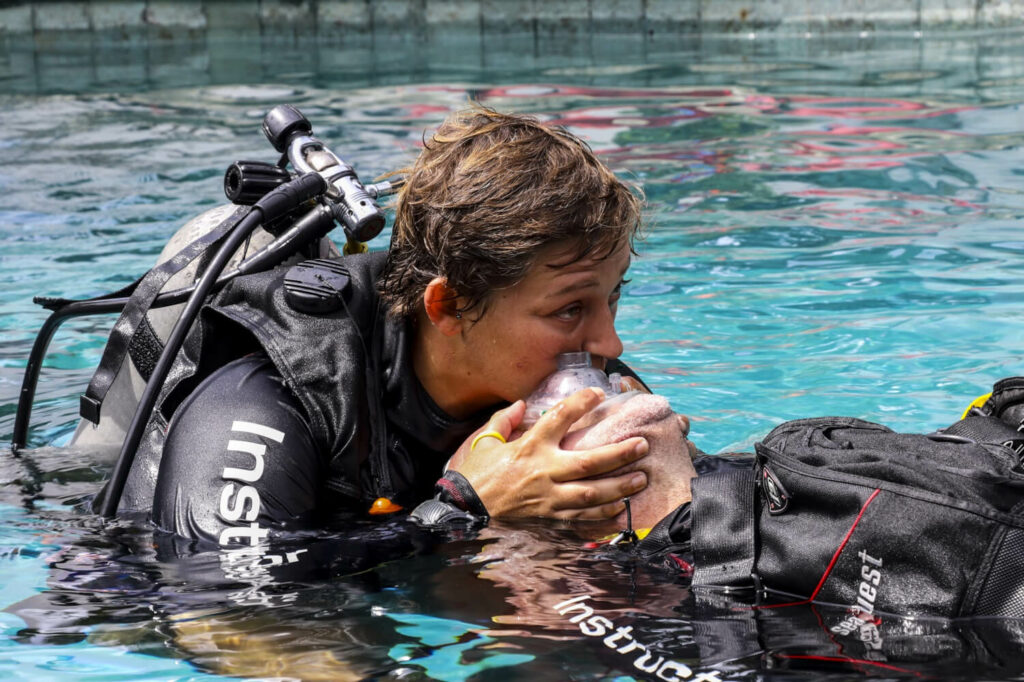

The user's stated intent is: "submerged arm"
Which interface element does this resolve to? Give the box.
[152,354,323,546]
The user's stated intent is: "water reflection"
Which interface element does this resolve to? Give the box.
[2,31,1024,681]
[4,455,1023,682]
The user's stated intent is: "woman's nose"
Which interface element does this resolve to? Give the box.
[583,308,623,361]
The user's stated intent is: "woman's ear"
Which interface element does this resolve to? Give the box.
[423,277,463,336]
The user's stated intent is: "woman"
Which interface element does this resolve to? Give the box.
[143,106,677,546]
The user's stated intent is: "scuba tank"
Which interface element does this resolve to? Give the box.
[11,105,403,516]
[67,204,341,452]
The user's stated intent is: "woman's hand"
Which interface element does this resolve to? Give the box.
[446,388,650,520]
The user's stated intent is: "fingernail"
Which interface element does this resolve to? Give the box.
[630,472,646,489]
[590,387,606,400]
[634,438,649,455]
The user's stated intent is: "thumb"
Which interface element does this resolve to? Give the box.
[447,401,526,472]
[452,401,525,469]
[486,400,525,440]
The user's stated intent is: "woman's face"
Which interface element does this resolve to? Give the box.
[457,240,631,407]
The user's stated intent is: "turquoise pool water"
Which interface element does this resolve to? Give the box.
[2,29,1024,681]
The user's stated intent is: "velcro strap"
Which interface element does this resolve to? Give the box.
[435,471,489,518]
[79,205,248,423]
[126,313,164,381]
[691,466,757,589]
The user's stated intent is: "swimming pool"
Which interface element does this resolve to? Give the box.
[2,27,1024,681]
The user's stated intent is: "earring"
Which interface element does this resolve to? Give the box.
[455,311,462,319]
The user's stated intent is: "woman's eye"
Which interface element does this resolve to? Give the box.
[554,304,583,321]
[610,278,630,302]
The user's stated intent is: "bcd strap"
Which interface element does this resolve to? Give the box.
[691,466,758,590]
[985,376,1024,431]
[34,278,142,311]
[934,414,1024,462]
[79,205,250,424]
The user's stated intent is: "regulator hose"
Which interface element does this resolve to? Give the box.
[96,173,327,517]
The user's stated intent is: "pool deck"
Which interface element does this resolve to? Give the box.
[0,0,1022,38]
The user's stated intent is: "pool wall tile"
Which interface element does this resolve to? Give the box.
[922,1,977,28]
[645,0,701,33]
[259,0,316,25]
[480,0,534,35]
[978,0,1023,26]
[205,2,259,32]
[144,1,206,30]
[317,0,373,31]
[536,0,590,38]
[33,3,90,31]
[592,0,645,33]
[866,1,919,32]
[373,0,422,28]
[425,0,482,26]
[205,3,259,84]
[2,1,1024,35]
[425,0,481,59]
[700,0,771,31]
[0,5,33,32]
[88,2,146,31]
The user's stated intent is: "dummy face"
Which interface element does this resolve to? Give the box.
[561,392,697,536]
[444,392,697,534]
[453,240,631,411]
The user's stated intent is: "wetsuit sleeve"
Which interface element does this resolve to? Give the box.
[151,354,321,546]
[409,471,489,528]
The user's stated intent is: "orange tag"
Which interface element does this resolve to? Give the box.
[368,497,403,515]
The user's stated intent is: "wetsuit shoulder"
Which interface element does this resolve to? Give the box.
[151,353,321,546]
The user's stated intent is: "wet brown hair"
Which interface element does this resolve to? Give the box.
[379,105,643,320]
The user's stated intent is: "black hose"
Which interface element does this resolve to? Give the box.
[97,173,326,517]
[12,309,72,452]
[11,202,336,452]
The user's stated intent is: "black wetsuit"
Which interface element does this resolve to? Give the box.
[151,348,487,544]
[147,251,643,547]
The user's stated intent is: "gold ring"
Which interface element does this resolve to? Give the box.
[470,430,507,451]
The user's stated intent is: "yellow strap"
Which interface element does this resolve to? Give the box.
[597,527,651,543]
[470,430,507,451]
[961,392,992,420]
[343,240,369,255]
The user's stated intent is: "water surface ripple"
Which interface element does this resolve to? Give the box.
[1,33,1023,682]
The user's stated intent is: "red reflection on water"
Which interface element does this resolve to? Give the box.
[546,107,709,129]
[391,83,985,233]
[739,94,973,119]
[475,84,736,101]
